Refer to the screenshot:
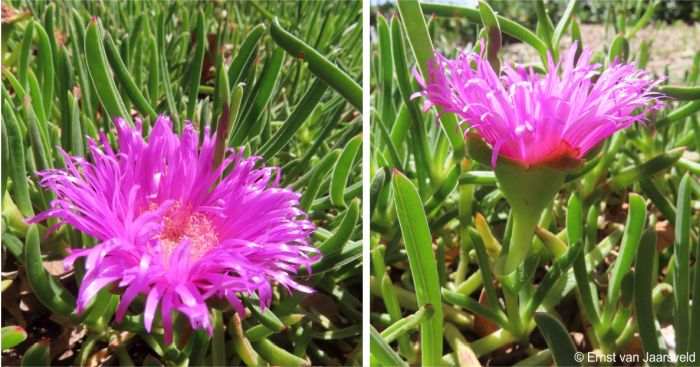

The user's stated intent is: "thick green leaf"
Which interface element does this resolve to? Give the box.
[156,13,179,129]
[228,24,266,87]
[626,0,655,38]
[634,230,668,363]
[534,0,554,50]
[603,193,647,326]
[391,170,443,366]
[470,224,501,308]
[20,340,50,367]
[254,338,308,367]
[552,0,578,56]
[56,46,75,150]
[1,326,27,351]
[317,198,360,256]
[18,21,35,88]
[370,326,408,367]
[243,298,285,334]
[330,134,362,208]
[534,313,581,367]
[33,21,54,112]
[259,79,328,160]
[186,10,206,121]
[569,193,601,328]
[299,150,340,212]
[608,148,684,191]
[376,13,395,126]
[658,85,700,101]
[442,289,508,330]
[231,48,285,145]
[608,32,629,63]
[84,17,132,126]
[379,273,415,361]
[24,225,77,320]
[524,241,583,318]
[24,95,51,172]
[673,174,692,355]
[2,101,33,217]
[478,0,502,73]
[657,101,700,129]
[397,0,464,157]
[229,314,267,367]
[541,229,622,310]
[270,18,361,111]
[103,33,157,120]
[444,322,481,367]
[419,2,549,65]
[245,314,304,342]
[1,118,8,200]
[211,309,226,366]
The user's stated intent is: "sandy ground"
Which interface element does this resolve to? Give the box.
[503,22,700,84]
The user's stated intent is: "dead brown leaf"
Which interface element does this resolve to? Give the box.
[655,220,675,252]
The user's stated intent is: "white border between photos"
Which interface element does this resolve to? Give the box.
[362,0,371,364]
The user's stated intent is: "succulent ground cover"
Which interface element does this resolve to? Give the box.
[370,1,699,366]
[1,1,361,365]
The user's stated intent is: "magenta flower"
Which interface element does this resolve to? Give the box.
[413,42,664,167]
[28,116,319,343]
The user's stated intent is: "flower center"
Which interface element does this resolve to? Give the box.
[158,202,218,265]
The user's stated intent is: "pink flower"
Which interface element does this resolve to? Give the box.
[413,42,664,167]
[28,116,319,343]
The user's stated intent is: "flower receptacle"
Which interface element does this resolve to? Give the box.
[468,137,579,275]
[495,162,566,276]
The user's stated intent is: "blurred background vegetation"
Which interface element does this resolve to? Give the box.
[372,0,699,83]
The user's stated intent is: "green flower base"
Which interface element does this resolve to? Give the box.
[467,137,582,276]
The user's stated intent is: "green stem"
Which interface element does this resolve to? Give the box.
[472,321,536,358]
[455,271,482,296]
[503,287,522,336]
[614,321,637,350]
[471,329,518,357]
[456,160,474,284]
[2,193,30,235]
[487,152,568,275]
[503,208,541,275]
